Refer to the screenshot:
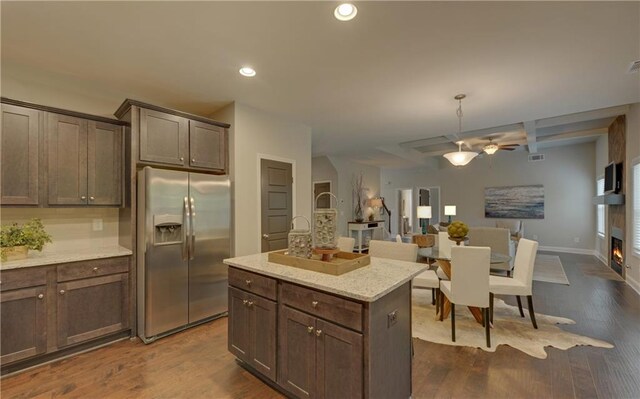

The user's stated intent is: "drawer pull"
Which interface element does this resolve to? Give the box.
[37,294,44,299]
[307,326,314,334]
[315,329,322,337]
[59,290,66,295]
[93,267,99,272]
[245,279,252,287]
[312,300,319,308]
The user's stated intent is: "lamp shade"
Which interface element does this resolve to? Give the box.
[444,205,456,216]
[369,198,383,208]
[417,206,432,219]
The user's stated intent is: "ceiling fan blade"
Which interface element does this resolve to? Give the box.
[500,147,517,151]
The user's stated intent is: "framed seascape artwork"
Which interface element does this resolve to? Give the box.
[484,185,544,219]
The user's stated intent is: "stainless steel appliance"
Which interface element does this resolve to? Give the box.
[137,166,230,343]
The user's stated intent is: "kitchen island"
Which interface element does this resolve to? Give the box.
[224,253,427,399]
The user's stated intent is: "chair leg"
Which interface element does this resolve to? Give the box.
[451,303,456,342]
[527,295,538,329]
[516,296,525,317]
[485,308,491,348]
[489,293,494,324]
[431,288,436,305]
[439,290,444,321]
[506,270,511,277]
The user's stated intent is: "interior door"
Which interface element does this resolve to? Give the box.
[260,159,292,252]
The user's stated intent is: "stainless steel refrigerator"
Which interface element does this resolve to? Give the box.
[137,166,230,343]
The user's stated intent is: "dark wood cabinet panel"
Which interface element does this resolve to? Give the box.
[0,104,41,205]
[228,287,251,362]
[0,286,47,364]
[278,305,316,399]
[87,121,122,205]
[47,113,88,205]
[139,108,187,166]
[57,273,129,348]
[189,120,225,171]
[316,319,363,399]
[249,295,277,381]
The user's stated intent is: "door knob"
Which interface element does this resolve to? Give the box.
[262,234,269,239]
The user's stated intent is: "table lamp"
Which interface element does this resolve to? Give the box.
[444,205,456,224]
[369,198,383,219]
[417,206,432,234]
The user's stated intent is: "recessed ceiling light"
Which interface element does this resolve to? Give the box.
[334,3,357,21]
[239,67,256,77]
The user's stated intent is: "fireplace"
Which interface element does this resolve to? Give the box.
[610,227,624,276]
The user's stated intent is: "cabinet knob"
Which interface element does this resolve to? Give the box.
[192,158,196,163]
[81,196,87,201]
[242,299,248,305]
[59,290,66,295]
[93,267,99,272]
[245,279,252,287]
[247,301,254,307]
[180,157,184,162]
[90,196,95,201]
[262,234,269,239]
[307,326,314,334]
[315,329,322,337]
[37,294,44,300]
[311,301,319,308]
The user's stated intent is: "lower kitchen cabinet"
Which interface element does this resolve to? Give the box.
[57,273,129,348]
[279,306,363,399]
[0,286,47,364]
[228,286,277,381]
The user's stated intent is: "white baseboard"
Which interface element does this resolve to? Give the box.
[626,275,640,296]
[594,251,608,266]
[538,245,596,256]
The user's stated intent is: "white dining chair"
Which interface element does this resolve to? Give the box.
[439,246,492,347]
[368,240,418,262]
[395,234,403,243]
[337,236,355,253]
[435,232,465,280]
[489,238,539,329]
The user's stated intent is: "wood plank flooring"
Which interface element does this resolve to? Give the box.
[2,252,639,398]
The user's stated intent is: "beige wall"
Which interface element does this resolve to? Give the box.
[381,142,596,250]
[625,103,640,292]
[212,103,312,256]
[0,208,120,253]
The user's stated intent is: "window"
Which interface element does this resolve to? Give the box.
[597,178,605,237]
[634,160,640,255]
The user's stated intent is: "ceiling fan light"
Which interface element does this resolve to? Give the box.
[443,150,478,166]
[483,143,499,155]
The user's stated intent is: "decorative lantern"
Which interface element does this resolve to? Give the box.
[288,216,313,258]
[314,192,339,249]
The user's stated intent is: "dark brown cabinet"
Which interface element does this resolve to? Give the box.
[138,107,226,172]
[0,286,47,364]
[228,286,277,381]
[279,306,363,399]
[57,273,129,348]
[0,104,41,205]
[47,113,122,206]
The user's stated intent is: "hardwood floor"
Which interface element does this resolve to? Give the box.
[2,252,639,398]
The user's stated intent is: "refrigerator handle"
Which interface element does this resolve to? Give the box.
[189,197,196,260]
[183,196,190,261]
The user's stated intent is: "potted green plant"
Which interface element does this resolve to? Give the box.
[1,218,52,261]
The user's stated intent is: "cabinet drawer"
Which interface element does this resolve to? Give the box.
[228,267,277,301]
[0,267,48,292]
[280,282,363,332]
[57,257,129,282]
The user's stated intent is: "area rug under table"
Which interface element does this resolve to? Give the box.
[412,290,612,359]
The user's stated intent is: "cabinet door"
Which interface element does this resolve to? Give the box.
[87,121,122,205]
[57,273,129,348]
[139,108,187,166]
[0,286,47,364]
[316,319,363,399]
[1,104,41,205]
[228,287,251,362]
[249,295,277,381]
[47,113,88,205]
[189,120,225,171]
[278,306,316,399]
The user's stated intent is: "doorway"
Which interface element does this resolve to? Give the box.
[418,187,441,226]
[260,159,293,252]
[313,181,332,208]
[397,189,413,236]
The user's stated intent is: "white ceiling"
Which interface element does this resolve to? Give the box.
[1,2,639,160]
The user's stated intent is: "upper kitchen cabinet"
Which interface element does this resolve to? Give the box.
[0,104,41,205]
[115,100,229,174]
[88,121,122,205]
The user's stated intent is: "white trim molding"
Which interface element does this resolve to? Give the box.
[626,274,640,296]
[594,251,608,266]
[538,246,596,256]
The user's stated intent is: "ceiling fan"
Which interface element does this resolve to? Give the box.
[481,138,520,155]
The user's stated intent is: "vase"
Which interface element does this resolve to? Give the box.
[354,202,364,222]
[3,245,28,261]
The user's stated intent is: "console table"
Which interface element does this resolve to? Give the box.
[348,220,385,253]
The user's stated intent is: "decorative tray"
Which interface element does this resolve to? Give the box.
[267,250,370,276]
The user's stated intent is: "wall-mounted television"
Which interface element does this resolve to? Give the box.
[604,162,622,194]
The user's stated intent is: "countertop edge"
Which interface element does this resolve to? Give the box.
[1,248,133,271]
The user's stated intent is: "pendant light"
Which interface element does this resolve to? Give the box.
[443,94,478,166]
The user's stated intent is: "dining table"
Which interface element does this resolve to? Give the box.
[418,246,512,324]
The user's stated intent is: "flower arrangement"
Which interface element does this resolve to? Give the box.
[1,218,52,261]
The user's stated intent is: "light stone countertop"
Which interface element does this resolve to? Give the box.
[224,253,428,302]
[1,246,133,270]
